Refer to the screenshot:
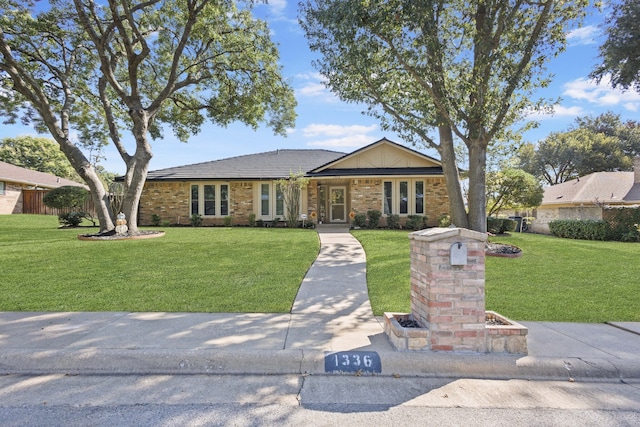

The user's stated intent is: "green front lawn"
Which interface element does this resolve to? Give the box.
[353,230,640,322]
[0,215,319,312]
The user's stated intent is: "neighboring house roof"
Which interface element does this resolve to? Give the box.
[541,171,640,206]
[145,137,443,181]
[0,161,86,189]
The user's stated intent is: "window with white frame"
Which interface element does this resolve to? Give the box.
[0,181,5,196]
[191,183,229,216]
[260,182,289,218]
[383,179,426,215]
[261,183,270,216]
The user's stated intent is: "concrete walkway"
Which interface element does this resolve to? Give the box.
[1,226,640,381]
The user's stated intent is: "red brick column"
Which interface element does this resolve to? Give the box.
[409,228,487,352]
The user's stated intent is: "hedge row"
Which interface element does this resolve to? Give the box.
[549,207,640,242]
[548,219,609,241]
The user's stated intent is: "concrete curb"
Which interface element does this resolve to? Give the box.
[2,349,639,382]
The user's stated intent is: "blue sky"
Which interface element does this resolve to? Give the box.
[2,1,640,175]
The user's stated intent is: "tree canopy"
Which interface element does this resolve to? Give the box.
[592,0,640,91]
[1,0,296,232]
[0,136,81,181]
[300,0,588,232]
[486,168,543,217]
[519,113,638,185]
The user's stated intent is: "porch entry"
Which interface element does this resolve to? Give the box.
[329,186,347,223]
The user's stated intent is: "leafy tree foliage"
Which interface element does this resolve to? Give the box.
[276,172,310,228]
[520,113,637,185]
[300,0,587,232]
[486,168,543,217]
[42,185,89,210]
[592,0,640,91]
[0,0,296,233]
[0,136,80,181]
[575,112,640,158]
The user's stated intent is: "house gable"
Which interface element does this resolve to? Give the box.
[311,138,441,173]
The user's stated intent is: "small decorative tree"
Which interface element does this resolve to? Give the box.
[276,172,310,228]
[43,185,93,227]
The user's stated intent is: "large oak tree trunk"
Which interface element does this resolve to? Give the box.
[437,125,469,229]
[467,141,487,233]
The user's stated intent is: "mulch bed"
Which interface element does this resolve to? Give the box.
[78,230,165,241]
[486,242,522,258]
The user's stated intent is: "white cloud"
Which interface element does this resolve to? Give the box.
[302,123,379,148]
[523,104,585,120]
[566,25,599,46]
[563,76,640,111]
[295,72,341,103]
[267,0,287,15]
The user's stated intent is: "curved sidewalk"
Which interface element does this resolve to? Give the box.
[1,226,640,381]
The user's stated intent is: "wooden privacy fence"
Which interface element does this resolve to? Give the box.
[22,189,97,217]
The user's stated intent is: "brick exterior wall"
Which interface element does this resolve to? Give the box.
[230,181,254,223]
[0,182,22,214]
[350,179,383,215]
[349,177,450,227]
[139,181,190,225]
[423,177,450,227]
[139,176,451,227]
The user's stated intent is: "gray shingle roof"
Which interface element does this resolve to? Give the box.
[145,149,347,181]
[542,171,640,205]
[0,161,86,189]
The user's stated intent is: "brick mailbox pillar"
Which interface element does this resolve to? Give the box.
[409,227,487,352]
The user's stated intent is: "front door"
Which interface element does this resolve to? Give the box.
[330,187,346,222]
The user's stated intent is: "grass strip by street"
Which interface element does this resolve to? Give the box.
[352,229,640,322]
[0,215,319,312]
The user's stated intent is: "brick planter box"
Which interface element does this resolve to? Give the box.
[485,310,528,354]
[384,311,528,354]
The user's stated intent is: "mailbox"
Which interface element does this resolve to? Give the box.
[449,242,467,266]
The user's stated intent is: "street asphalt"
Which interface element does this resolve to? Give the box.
[1,226,639,382]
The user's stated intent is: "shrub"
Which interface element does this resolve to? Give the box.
[603,207,640,242]
[223,216,233,227]
[352,213,367,228]
[190,214,203,227]
[248,213,257,227]
[43,186,89,210]
[487,217,517,234]
[405,215,428,230]
[438,214,451,227]
[58,211,85,227]
[387,214,400,229]
[548,219,609,241]
[151,214,161,226]
[502,218,517,233]
[487,217,502,234]
[367,210,382,229]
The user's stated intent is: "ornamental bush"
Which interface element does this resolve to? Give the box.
[352,213,367,228]
[487,217,517,234]
[366,210,382,229]
[405,215,428,230]
[386,214,400,229]
[43,186,89,210]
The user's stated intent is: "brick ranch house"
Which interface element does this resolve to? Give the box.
[0,160,87,215]
[530,157,640,234]
[138,138,451,227]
